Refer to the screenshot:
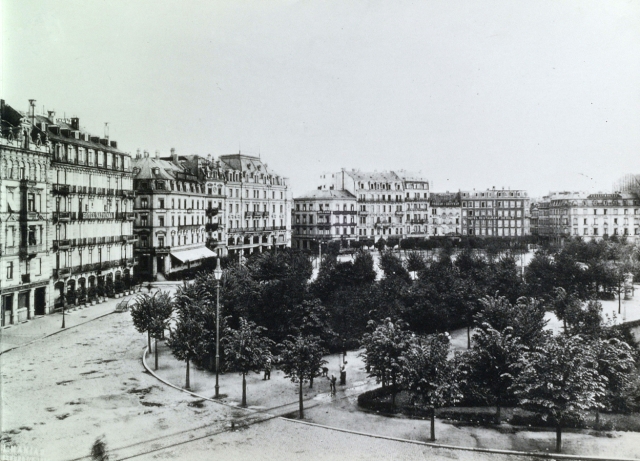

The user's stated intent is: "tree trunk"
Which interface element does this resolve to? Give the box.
[392,375,396,408]
[495,403,501,424]
[242,372,247,407]
[556,426,562,453]
[595,410,600,426]
[154,338,158,371]
[430,407,436,441]
[299,379,304,419]
[309,376,313,389]
[148,330,151,354]
[185,359,190,389]
[467,325,471,349]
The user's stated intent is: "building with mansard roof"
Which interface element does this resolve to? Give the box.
[131,149,217,281]
[428,192,461,236]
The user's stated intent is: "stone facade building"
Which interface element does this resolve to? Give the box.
[1,100,52,325]
[219,152,291,258]
[43,113,135,307]
[319,169,430,241]
[460,188,530,237]
[536,191,640,242]
[291,189,357,250]
[428,192,461,236]
[132,150,217,280]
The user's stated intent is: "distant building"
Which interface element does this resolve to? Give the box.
[0,100,52,325]
[132,150,216,281]
[292,189,357,250]
[428,192,461,236]
[318,168,430,241]
[537,191,640,242]
[219,152,291,258]
[460,188,530,237]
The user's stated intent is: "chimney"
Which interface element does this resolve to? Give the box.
[104,122,109,140]
[171,147,178,164]
[70,117,80,130]
[47,110,55,123]
[155,149,159,159]
[28,99,36,122]
[144,150,149,158]
[136,148,141,159]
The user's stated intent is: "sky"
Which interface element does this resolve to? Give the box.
[2,0,639,198]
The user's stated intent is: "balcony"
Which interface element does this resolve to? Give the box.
[178,224,201,232]
[20,210,42,221]
[155,246,171,255]
[53,239,71,251]
[21,274,31,283]
[121,234,139,243]
[206,222,219,232]
[19,244,42,259]
[116,212,136,221]
[54,267,71,278]
[53,211,73,223]
[119,190,135,199]
[81,263,94,272]
[206,207,219,217]
[410,219,426,224]
[70,265,82,275]
[52,184,70,196]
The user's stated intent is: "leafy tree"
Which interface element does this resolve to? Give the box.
[167,310,207,389]
[134,291,173,370]
[403,333,462,441]
[277,334,327,419]
[360,318,414,407]
[130,293,158,356]
[461,323,525,422]
[406,251,427,273]
[475,295,549,349]
[512,335,607,453]
[592,337,636,419]
[223,318,275,407]
[525,251,557,300]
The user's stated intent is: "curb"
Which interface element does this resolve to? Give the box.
[0,309,117,356]
[282,418,640,461]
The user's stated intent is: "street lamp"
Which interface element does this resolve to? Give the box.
[213,257,223,398]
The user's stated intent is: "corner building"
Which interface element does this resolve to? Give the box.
[132,150,217,281]
[0,100,52,324]
[220,152,291,258]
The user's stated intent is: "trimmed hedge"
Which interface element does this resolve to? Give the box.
[357,386,398,414]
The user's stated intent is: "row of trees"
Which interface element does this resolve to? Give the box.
[360,295,637,452]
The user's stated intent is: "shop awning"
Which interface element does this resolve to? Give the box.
[170,246,217,263]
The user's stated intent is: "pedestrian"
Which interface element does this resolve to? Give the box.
[263,357,271,380]
[329,374,337,395]
[340,361,347,386]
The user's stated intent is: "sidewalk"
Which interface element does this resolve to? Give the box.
[148,339,374,412]
[1,292,136,354]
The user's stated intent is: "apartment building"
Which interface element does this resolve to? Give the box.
[0,100,52,325]
[291,189,357,249]
[41,110,135,307]
[219,152,290,258]
[429,192,461,236]
[319,169,430,241]
[460,188,530,237]
[132,150,217,281]
[539,191,640,242]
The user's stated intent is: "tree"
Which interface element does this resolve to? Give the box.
[277,334,327,419]
[462,323,525,422]
[222,318,275,407]
[403,333,462,441]
[592,337,636,420]
[360,318,414,407]
[167,303,208,390]
[132,291,173,370]
[512,335,607,453]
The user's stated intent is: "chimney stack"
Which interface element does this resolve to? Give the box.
[171,147,178,164]
[28,99,36,122]
[144,150,149,158]
[155,149,159,159]
[47,110,55,122]
[136,148,141,159]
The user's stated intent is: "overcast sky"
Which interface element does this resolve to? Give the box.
[2,0,639,197]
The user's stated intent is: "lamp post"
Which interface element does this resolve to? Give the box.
[213,257,223,398]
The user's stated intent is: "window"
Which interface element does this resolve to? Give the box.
[28,194,36,212]
[6,262,14,280]
[141,215,148,226]
[141,198,148,208]
[158,236,165,247]
[159,216,165,226]
[159,199,164,208]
